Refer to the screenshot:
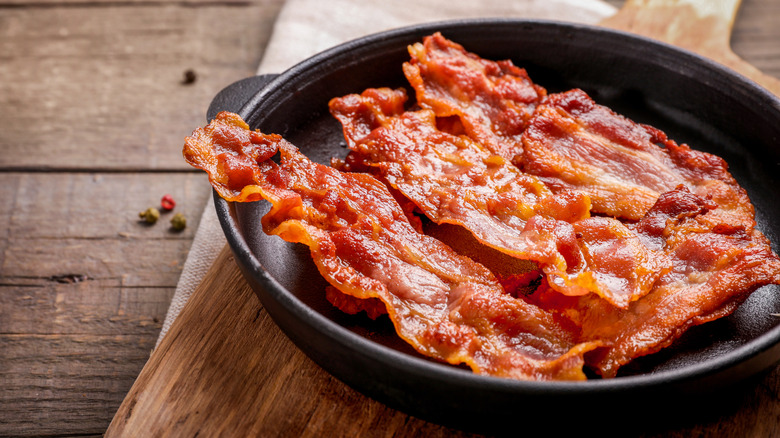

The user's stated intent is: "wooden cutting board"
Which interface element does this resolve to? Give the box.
[106,1,780,436]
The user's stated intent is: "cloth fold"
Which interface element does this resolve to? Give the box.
[158,0,616,346]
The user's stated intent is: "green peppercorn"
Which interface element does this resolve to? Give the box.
[170,212,187,231]
[139,207,160,224]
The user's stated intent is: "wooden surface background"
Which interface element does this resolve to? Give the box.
[2,0,780,436]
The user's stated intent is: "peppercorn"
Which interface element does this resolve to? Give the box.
[139,207,160,224]
[170,212,187,231]
[161,194,176,211]
[181,69,197,85]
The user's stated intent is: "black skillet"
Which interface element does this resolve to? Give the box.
[207,19,780,434]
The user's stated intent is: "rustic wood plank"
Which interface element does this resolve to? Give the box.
[0,172,212,335]
[0,0,285,171]
[0,334,157,437]
[0,283,174,336]
[0,0,276,433]
[1,172,211,240]
[0,175,19,245]
[0,173,212,284]
[0,172,212,435]
[4,236,194,285]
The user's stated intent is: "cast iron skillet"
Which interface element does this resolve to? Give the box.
[208,19,780,433]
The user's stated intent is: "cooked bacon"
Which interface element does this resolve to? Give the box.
[528,187,780,377]
[522,88,753,222]
[183,111,601,381]
[591,186,780,376]
[403,32,546,164]
[515,89,780,371]
[330,87,669,308]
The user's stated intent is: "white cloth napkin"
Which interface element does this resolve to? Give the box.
[157,0,617,346]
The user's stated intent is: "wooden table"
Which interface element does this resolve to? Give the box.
[1,0,779,436]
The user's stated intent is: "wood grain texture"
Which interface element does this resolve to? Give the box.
[0,1,282,171]
[0,1,281,436]
[0,173,210,240]
[0,0,285,434]
[0,173,212,436]
[1,334,157,437]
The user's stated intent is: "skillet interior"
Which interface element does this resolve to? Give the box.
[212,19,780,432]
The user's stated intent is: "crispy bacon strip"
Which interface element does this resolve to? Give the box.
[517,90,780,375]
[517,89,780,376]
[590,187,780,376]
[403,32,546,164]
[183,111,600,381]
[330,87,667,308]
[528,186,780,377]
[522,88,754,222]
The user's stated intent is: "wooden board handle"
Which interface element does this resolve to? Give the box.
[602,0,741,49]
[601,0,780,97]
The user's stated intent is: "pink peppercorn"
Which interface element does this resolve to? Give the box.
[161,194,176,211]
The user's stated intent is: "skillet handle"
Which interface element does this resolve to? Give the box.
[207,74,279,122]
